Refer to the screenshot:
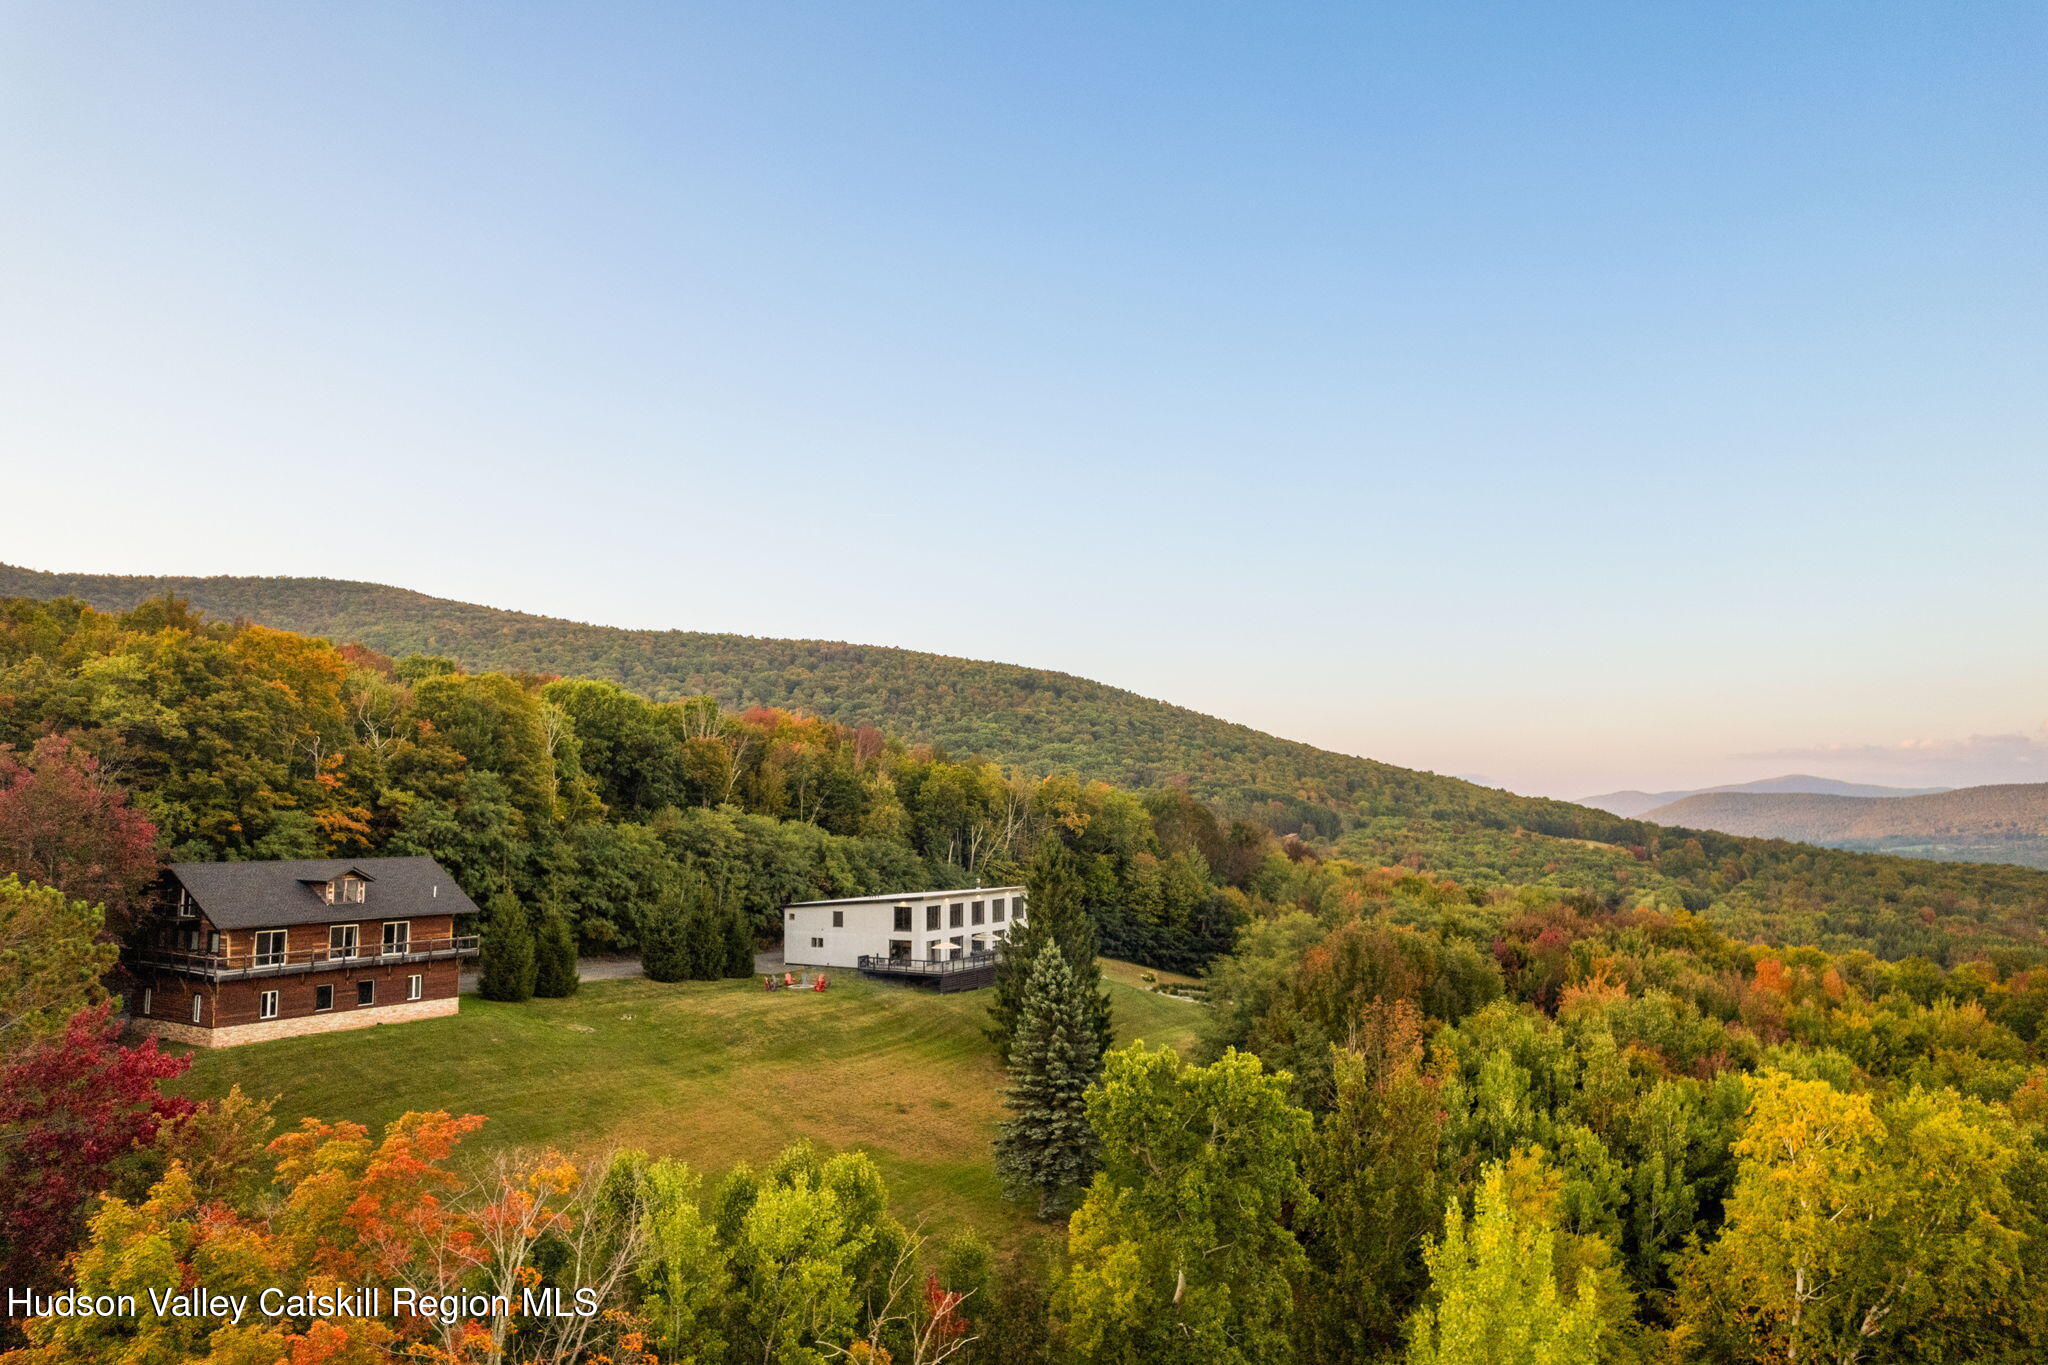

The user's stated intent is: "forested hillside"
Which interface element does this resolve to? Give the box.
[7,565,2048,966]
[0,594,1247,973]
[13,592,2048,1365]
[0,563,1670,840]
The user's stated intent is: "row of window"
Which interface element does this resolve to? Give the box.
[845,897,1019,933]
[810,927,1011,955]
[261,975,423,1018]
[142,975,424,1024]
[250,921,413,967]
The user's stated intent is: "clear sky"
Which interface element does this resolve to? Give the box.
[3,3,2043,798]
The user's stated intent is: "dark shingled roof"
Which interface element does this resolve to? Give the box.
[165,855,481,930]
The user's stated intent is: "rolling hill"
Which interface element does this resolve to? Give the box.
[0,561,1633,842]
[1580,774,1951,819]
[13,561,2048,962]
[1644,783,2048,870]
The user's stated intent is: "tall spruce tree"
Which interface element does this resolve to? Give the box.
[989,840,1112,1062]
[721,904,756,978]
[995,943,1102,1218]
[478,889,537,1002]
[532,902,580,997]
[641,881,692,983]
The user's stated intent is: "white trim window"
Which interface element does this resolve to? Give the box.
[407,973,423,1001]
[190,993,204,1024]
[259,989,279,1021]
[330,923,360,960]
[140,987,152,1017]
[356,980,375,1006]
[253,929,288,967]
[315,984,334,1011]
[382,921,411,956]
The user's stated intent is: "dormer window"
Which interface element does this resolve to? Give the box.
[326,875,367,905]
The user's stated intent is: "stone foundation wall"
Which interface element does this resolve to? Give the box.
[131,995,459,1049]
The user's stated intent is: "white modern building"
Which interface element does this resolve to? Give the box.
[781,885,1028,972]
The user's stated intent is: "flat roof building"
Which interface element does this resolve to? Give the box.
[781,886,1027,988]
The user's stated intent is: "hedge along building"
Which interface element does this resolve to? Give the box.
[781,885,1028,987]
[125,856,481,1047]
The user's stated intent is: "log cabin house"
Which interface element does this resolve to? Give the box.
[125,856,481,1047]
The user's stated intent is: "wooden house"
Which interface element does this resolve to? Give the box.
[125,856,481,1047]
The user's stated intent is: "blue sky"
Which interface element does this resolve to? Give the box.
[3,2,2043,797]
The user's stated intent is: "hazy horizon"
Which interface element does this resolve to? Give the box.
[5,3,2043,799]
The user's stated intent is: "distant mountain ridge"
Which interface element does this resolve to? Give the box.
[1646,783,2048,871]
[1580,774,1951,819]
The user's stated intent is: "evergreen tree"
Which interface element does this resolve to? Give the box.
[478,890,536,1002]
[995,944,1101,1218]
[721,904,756,978]
[532,902,580,997]
[989,840,1112,1062]
[680,886,718,979]
[641,882,691,983]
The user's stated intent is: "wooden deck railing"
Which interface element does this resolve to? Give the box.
[128,935,480,980]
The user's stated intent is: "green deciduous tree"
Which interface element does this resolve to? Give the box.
[0,874,116,1044]
[1405,1160,1605,1365]
[713,1143,906,1365]
[1058,1046,1313,1365]
[995,943,1101,1218]
[634,1157,730,1362]
[1677,1070,2037,1364]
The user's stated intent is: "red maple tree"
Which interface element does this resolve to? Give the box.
[0,733,158,928]
[0,1002,193,1291]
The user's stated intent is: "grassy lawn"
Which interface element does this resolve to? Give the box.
[173,965,1196,1247]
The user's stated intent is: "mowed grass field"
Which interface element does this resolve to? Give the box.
[172,963,1202,1245]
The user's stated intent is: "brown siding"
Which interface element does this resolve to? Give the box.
[220,912,456,960]
[209,957,462,1026]
[130,956,461,1029]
